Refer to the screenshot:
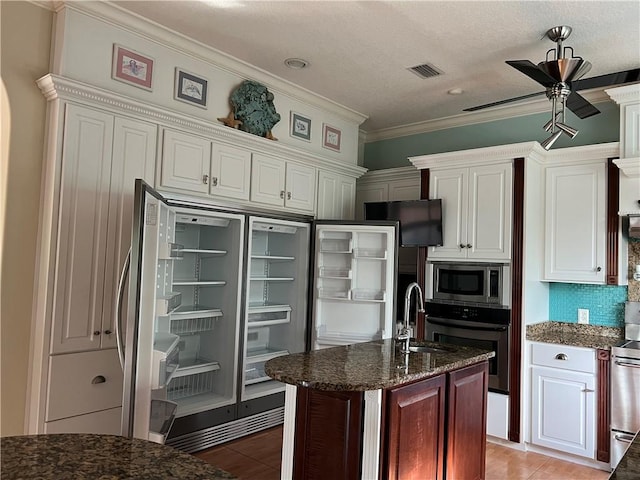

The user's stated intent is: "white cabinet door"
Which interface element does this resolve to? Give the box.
[544,163,606,283]
[429,163,512,261]
[102,117,157,350]
[160,129,210,194]
[285,162,316,212]
[467,163,513,260]
[317,171,356,220]
[531,365,596,458]
[428,168,468,260]
[210,143,251,201]
[51,104,113,354]
[388,178,421,201]
[250,153,286,207]
[355,183,389,220]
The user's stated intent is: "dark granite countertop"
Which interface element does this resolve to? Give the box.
[609,431,639,480]
[526,321,624,350]
[264,338,495,391]
[0,434,236,479]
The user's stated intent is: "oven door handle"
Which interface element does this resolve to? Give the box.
[613,360,640,368]
[614,433,635,444]
[427,317,508,332]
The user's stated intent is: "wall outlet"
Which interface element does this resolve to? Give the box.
[578,308,589,325]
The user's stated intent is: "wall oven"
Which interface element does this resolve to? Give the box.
[425,301,510,394]
[427,262,510,308]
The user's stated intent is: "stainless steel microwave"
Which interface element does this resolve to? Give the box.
[426,262,510,307]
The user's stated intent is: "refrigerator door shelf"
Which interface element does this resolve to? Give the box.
[351,289,386,302]
[156,293,182,316]
[248,308,291,327]
[319,238,353,253]
[152,333,180,389]
[158,242,184,260]
[318,288,350,300]
[353,248,387,260]
[318,267,352,279]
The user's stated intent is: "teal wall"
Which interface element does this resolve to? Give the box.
[363,101,620,170]
[548,283,628,327]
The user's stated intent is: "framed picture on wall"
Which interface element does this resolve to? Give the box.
[174,68,208,108]
[111,44,154,91]
[322,123,341,152]
[290,111,312,142]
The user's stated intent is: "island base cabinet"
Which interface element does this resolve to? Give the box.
[446,362,489,480]
[293,388,363,480]
[382,374,446,480]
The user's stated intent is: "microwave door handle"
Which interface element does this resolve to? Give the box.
[428,317,508,332]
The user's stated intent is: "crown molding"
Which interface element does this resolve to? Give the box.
[614,157,640,177]
[58,1,368,126]
[542,142,620,165]
[37,74,367,178]
[364,90,611,143]
[605,83,640,105]
[358,166,420,185]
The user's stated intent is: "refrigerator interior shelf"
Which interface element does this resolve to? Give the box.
[249,277,294,282]
[172,280,226,286]
[251,254,295,261]
[168,369,217,401]
[246,348,289,364]
[248,308,291,327]
[180,248,227,256]
[353,248,387,260]
[351,289,386,302]
[170,305,223,319]
[318,267,352,279]
[170,316,218,335]
[159,242,184,260]
[315,329,379,346]
[156,292,182,316]
[243,380,285,400]
[173,357,220,378]
[248,302,291,311]
[318,288,350,300]
[153,332,180,355]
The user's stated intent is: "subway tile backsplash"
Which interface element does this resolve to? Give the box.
[549,283,628,327]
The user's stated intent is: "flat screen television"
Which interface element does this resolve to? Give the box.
[364,199,443,247]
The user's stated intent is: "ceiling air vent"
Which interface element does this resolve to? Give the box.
[408,63,443,79]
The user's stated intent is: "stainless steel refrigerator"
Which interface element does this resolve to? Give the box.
[120,180,398,451]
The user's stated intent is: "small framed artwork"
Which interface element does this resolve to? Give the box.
[290,111,311,142]
[322,123,342,152]
[111,44,154,91]
[174,68,208,108]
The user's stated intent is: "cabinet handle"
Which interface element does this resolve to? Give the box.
[202,174,209,185]
[555,353,568,360]
[466,244,472,249]
[104,330,112,335]
[280,190,285,199]
[582,388,595,393]
[212,177,218,187]
[596,266,602,272]
[287,191,292,200]
[459,243,466,249]
[91,375,106,384]
[94,330,101,336]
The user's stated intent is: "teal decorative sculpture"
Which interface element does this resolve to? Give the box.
[228,80,280,140]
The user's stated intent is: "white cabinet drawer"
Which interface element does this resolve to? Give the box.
[46,349,123,421]
[531,342,596,374]
[45,407,122,435]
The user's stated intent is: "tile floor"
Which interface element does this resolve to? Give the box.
[194,426,610,480]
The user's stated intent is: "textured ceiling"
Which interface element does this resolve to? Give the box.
[112,1,640,133]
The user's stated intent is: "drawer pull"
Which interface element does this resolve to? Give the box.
[555,353,568,360]
[91,375,106,384]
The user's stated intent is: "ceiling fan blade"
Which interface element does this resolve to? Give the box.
[572,68,640,91]
[463,91,546,112]
[506,60,558,87]
[566,91,600,119]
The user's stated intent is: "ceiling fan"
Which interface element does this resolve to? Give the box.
[464,26,640,149]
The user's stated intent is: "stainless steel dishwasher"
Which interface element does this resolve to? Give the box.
[610,301,640,469]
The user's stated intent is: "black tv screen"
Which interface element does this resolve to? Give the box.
[364,199,443,247]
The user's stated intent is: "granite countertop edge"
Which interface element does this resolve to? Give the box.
[526,321,624,350]
[265,339,495,392]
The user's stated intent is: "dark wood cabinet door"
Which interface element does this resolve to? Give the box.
[446,361,488,480]
[293,388,363,480]
[382,374,446,480]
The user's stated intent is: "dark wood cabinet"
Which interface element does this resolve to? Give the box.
[293,388,363,480]
[446,362,489,480]
[382,374,446,480]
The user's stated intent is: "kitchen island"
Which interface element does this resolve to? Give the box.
[265,338,494,480]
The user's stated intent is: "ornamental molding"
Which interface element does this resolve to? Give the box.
[614,157,640,177]
[37,74,367,178]
[358,166,420,185]
[605,84,640,105]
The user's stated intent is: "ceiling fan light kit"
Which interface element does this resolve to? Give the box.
[464,25,640,149]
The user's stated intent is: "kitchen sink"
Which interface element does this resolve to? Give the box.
[408,344,449,354]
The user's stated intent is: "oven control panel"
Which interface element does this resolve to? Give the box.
[425,301,510,325]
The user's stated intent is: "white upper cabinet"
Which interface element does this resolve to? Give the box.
[210,143,251,201]
[354,167,420,220]
[251,153,316,213]
[52,104,157,354]
[317,171,356,220]
[544,162,606,283]
[429,162,513,261]
[160,129,210,194]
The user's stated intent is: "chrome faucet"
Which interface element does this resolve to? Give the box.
[397,282,425,354]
